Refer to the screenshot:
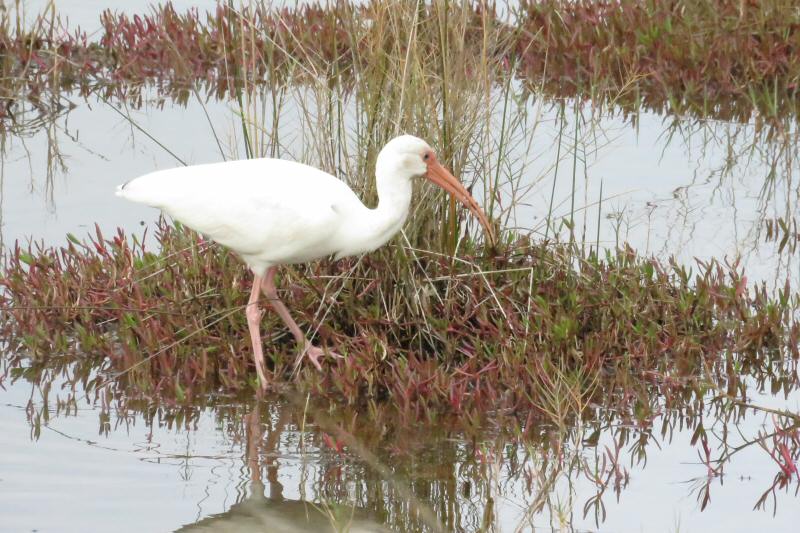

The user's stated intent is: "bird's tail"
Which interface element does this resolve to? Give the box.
[115,174,161,207]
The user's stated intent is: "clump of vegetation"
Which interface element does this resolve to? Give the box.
[3,0,800,129]
[516,0,800,126]
[2,221,797,423]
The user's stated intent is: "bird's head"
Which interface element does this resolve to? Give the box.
[377,135,496,245]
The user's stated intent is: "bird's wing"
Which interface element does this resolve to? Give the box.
[119,158,362,261]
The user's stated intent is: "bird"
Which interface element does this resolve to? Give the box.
[116,135,494,388]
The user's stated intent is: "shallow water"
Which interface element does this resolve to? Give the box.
[2,367,799,532]
[3,2,800,532]
[19,0,260,32]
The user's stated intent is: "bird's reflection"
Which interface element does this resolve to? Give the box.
[176,401,389,533]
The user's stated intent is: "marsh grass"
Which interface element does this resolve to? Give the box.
[4,0,800,131]
[515,0,800,128]
[2,220,798,423]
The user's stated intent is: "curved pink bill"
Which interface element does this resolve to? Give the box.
[426,159,496,246]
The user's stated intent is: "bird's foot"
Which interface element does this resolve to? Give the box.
[301,344,342,371]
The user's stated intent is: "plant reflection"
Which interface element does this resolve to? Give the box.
[4,357,798,532]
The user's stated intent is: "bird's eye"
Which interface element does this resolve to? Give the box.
[423,153,430,161]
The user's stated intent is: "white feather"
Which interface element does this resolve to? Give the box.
[117,136,431,274]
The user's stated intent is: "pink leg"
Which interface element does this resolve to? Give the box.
[246,274,269,388]
[260,266,340,371]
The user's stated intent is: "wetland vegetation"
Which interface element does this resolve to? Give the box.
[2,0,800,531]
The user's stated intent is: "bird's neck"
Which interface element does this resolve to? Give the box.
[340,165,413,257]
[370,169,413,243]
[334,157,414,259]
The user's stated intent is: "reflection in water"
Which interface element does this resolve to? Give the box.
[178,402,389,533]
[3,358,798,532]
[178,480,385,533]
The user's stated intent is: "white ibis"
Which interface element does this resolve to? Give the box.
[116,135,494,387]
